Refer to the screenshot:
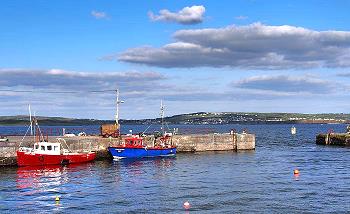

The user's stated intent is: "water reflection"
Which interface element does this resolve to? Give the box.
[17,165,66,191]
[293,173,300,181]
[153,157,175,169]
[15,165,67,212]
[110,157,176,186]
[16,164,92,190]
[14,163,95,212]
[114,157,175,172]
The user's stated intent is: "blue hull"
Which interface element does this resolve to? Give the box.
[108,147,176,160]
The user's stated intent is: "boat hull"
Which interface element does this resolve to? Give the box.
[108,146,176,160]
[16,151,96,167]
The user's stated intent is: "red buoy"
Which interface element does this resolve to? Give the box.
[183,201,190,210]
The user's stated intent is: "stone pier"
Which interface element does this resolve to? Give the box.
[316,133,350,146]
[0,132,255,166]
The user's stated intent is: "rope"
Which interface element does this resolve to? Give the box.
[142,124,153,135]
[19,125,31,147]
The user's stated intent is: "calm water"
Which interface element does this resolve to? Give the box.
[1,124,350,213]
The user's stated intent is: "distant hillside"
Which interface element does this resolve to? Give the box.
[129,112,350,125]
[0,115,114,126]
[1,112,350,126]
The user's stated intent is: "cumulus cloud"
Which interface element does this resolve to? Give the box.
[0,69,172,119]
[148,5,205,25]
[0,69,167,96]
[233,75,335,94]
[116,23,350,69]
[91,10,108,19]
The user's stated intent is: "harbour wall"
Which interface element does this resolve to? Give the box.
[0,133,255,166]
[316,133,350,146]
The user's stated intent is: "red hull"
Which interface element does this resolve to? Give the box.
[16,151,96,167]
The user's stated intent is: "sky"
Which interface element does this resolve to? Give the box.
[1,0,350,119]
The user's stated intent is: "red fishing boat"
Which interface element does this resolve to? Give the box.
[16,107,96,167]
[17,139,96,166]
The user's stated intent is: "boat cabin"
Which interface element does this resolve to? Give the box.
[124,135,144,147]
[33,142,61,155]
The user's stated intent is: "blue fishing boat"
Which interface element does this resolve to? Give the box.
[108,134,176,160]
[108,92,176,160]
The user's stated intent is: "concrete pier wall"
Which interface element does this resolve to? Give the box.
[0,133,255,166]
[316,133,350,146]
[172,133,255,152]
[236,134,256,150]
[0,146,17,166]
[172,134,234,152]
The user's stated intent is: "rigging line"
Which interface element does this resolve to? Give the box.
[142,124,153,135]
[19,125,31,147]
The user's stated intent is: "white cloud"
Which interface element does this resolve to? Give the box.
[148,5,205,25]
[91,10,108,19]
[115,23,350,69]
[234,74,335,94]
[0,68,166,93]
[0,69,172,119]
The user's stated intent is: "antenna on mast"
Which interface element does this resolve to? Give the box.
[115,89,124,125]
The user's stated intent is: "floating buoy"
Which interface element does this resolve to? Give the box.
[291,126,296,135]
[293,169,299,175]
[183,201,190,210]
[55,196,60,201]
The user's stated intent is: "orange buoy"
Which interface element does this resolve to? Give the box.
[293,169,300,175]
[183,201,190,210]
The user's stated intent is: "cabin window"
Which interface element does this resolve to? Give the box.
[41,146,45,151]
[47,145,52,151]
[35,145,39,150]
[54,146,58,151]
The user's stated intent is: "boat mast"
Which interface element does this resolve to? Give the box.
[29,104,33,135]
[115,89,124,125]
[160,100,165,135]
[28,104,36,143]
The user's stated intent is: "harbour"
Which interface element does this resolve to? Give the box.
[2,1,350,212]
[1,123,350,213]
[0,94,255,166]
[0,131,255,166]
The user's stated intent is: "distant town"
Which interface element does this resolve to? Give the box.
[1,112,350,126]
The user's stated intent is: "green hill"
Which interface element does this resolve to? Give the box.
[1,112,349,126]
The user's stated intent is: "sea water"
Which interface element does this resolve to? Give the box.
[1,124,350,213]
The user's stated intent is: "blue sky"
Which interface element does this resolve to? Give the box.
[1,0,350,119]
